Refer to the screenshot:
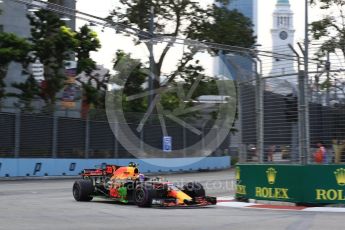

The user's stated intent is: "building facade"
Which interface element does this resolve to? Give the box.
[270,0,295,76]
[267,0,297,96]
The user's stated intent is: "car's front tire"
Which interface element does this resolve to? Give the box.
[73,179,94,202]
[182,182,205,198]
[134,184,155,207]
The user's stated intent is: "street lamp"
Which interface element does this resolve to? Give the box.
[28,6,40,12]
[60,16,71,21]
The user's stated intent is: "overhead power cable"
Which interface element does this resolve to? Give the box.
[9,0,311,63]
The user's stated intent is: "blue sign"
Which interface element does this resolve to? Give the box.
[163,136,172,152]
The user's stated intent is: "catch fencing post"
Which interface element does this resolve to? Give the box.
[298,70,307,165]
[254,57,264,163]
[237,82,246,163]
[183,126,186,158]
[85,114,90,159]
[52,114,58,158]
[298,70,309,165]
[14,111,21,158]
[140,128,144,152]
[113,122,119,158]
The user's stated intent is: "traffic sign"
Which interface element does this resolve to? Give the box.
[163,136,172,152]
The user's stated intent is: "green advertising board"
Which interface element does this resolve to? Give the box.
[236,164,345,204]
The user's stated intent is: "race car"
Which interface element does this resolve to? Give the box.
[72,162,217,207]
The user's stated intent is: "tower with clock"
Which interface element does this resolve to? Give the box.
[271,0,295,76]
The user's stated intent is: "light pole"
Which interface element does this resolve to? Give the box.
[249,51,264,163]
[304,0,309,88]
[304,0,309,73]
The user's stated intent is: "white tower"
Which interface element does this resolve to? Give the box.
[271,0,295,76]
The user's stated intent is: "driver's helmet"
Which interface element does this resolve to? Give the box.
[128,162,137,167]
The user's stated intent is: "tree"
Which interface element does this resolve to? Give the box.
[0,33,31,104]
[74,25,102,109]
[75,25,101,75]
[27,9,78,107]
[112,50,148,113]
[110,0,256,92]
[310,0,345,58]
[309,0,345,105]
[78,68,110,110]
[9,76,41,110]
[14,11,101,110]
[108,0,255,121]
[188,3,256,48]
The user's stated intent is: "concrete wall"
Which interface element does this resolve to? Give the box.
[0,156,231,177]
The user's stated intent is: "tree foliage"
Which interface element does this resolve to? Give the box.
[110,0,255,90]
[309,0,345,105]
[9,76,41,110]
[27,9,77,106]
[112,50,148,113]
[188,4,255,48]
[310,0,345,57]
[10,10,101,109]
[77,68,109,109]
[75,25,101,75]
[74,25,102,109]
[0,33,31,103]
[110,0,255,114]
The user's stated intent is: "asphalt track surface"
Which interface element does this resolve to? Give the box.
[0,169,344,230]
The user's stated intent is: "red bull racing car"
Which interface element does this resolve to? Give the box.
[72,163,217,207]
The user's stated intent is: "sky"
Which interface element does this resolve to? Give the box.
[75,0,324,73]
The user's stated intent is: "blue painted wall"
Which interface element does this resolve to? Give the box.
[0,157,231,177]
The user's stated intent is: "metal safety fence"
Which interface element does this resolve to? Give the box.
[0,108,230,159]
[235,47,345,165]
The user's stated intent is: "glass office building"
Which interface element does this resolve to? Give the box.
[215,0,258,81]
[227,0,257,35]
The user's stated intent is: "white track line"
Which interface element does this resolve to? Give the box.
[302,207,345,212]
[216,197,345,212]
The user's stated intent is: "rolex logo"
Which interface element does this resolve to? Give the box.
[266,168,277,185]
[236,167,240,181]
[334,168,345,186]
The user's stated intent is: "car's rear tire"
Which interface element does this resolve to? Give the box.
[183,182,205,198]
[73,179,94,202]
[134,184,155,207]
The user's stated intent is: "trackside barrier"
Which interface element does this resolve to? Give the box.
[236,164,345,204]
[0,156,230,177]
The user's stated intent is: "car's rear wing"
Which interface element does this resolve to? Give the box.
[81,165,121,177]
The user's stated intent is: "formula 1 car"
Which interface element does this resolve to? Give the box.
[72,163,217,208]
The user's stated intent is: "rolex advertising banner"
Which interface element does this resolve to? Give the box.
[236,164,345,204]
